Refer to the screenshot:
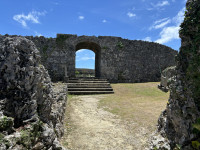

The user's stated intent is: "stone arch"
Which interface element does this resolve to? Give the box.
[75,41,101,78]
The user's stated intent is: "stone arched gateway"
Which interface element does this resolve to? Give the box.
[75,41,101,78]
[26,34,178,83]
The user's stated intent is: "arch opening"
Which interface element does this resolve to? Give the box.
[75,42,101,78]
[75,49,95,77]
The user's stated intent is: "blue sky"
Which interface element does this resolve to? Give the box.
[0,0,187,69]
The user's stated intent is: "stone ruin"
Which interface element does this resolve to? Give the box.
[1,0,200,149]
[0,36,67,149]
[150,0,200,149]
[25,34,177,83]
[0,34,178,149]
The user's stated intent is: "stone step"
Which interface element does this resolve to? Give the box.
[69,78,107,81]
[68,80,108,83]
[67,78,114,95]
[68,88,113,91]
[68,91,114,95]
[67,83,111,88]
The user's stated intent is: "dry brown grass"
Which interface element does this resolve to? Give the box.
[99,82,169,131]
[61,82,169,149]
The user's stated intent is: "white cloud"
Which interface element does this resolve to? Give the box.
[172,7,185,25]
[151,19,171,30]
[127,12,136,18]
[149,1,170,10]
[147,8,153,11]
[77,56,95,61]
[79,16,85,20]
[155,20,171,29]
[155,7,185,44]
[155,1,170,7]
[102,19,107,23]
[154,17,169,25]
[155,26,180,43]
[148,1,170,10]
[143,37,152,42]
[13,11,46,28]
[35,31,42,37]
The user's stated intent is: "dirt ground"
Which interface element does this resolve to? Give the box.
[61,95,154,150]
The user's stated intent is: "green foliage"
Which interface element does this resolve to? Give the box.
[20,130,32,148]
[0,133,11,148]
[192,141,200,150]
[31,120,43,141]
[178,1,200,110]
[0,116,13,131]
[153,146,158,150]
[75,70,80,75]
[0,133,4,140]
[193,118,200,132]
[0,133,5,144]
[102,46,108,50]
[117,41,124,49]
[17,120,43,149]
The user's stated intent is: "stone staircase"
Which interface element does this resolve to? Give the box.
[67,78,114,95]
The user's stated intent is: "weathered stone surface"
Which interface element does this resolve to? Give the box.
[0,36,67,149]
[24,34,177,83]
[149,0,200,149]
[158,66,176,92]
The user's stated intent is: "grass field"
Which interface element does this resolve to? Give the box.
[99,82,169,131]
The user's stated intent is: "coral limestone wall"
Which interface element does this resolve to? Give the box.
[150,0,200,149]
[26,34,177,83]
[0,36,67,149]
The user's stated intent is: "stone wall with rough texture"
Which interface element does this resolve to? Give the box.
[158,66,176,92]
[150,0,200,149]
[0,36,67,149]
[24,34,177,83]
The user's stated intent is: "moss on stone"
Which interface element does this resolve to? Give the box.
[193,118,200,134]
[0,133,5,143]
[117,41,124,49]
[153,146,158,150]
[179,1,200,110]
[19,130,32,148]
[0,116,13,131]
[0,133,11,148]
[192,141,200,150]
[102,46,108,50]
[17,120,43,149]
